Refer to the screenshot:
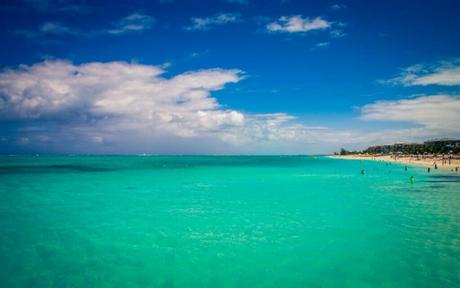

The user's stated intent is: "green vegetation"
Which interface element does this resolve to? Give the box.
[338,139,460,155]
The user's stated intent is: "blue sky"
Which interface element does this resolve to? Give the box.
[0,0,459,154]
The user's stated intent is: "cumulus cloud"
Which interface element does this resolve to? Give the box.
[0,60,377,154]
[381,60,460,86]
[0,61,242,128]
[1,61,459,154]
[360,95,460,132]
[186,13,241,31]
[0,61,301,153]
[266,15,331,33]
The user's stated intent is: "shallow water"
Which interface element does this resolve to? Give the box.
[0,156,459,287]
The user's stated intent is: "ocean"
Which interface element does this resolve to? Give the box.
[0,155,459,287]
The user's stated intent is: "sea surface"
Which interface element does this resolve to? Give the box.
[0,156,459,288]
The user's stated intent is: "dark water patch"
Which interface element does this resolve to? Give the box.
[408,188,427,193]
[0,156,317,175]
[127,155,317,170]
[0,164,115,174]
[425,175,460,183]
[1,155,335,171]
[426,184,447,189]
[48,164,114,172]
[424,180,460,183]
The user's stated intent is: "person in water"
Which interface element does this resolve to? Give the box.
[405,166,408,171]
[361,169,365,175]
[427,167,431,173]
[410,176,414,184]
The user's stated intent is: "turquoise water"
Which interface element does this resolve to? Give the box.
[0,156,459,287]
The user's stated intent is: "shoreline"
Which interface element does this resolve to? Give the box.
[329,154,460,172]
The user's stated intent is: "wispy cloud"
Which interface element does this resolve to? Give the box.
[330,29,346,38]
[4,0,91,14]
[266,15,331,33]
[330,4,346,11]
[13,22,76,38]
[316,42,330,48]
[12,13,155,39]
[186,13,241,31]
[40,22,72,34]
[108,13,155,34]
[380,60,460,86]
[222,0,249,4]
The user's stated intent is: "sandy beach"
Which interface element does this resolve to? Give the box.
[330,154,460,172]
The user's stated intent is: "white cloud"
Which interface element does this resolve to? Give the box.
[0,61,242,126]
[1,61,459,154]
[266,15,331,33]
[381,60,460,86]
[360,95,460,132]
[186,13,240,31]
[0,60,373,154]
[108,13,155,34]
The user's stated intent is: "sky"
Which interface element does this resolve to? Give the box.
[0,0,459,154]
